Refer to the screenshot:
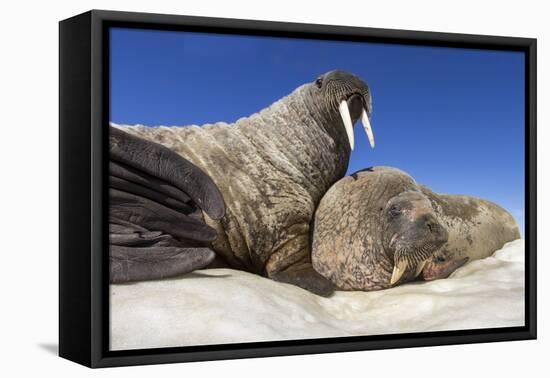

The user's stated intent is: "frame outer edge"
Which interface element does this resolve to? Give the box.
[90,10,107,368]
[89,9,535,48]
[59,11,93,367]
[72,9,537,368]
[527,38,537,339]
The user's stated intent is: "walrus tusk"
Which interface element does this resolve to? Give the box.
[361,108,375,148]
[339,100,355,150]
[415,259,428,278]
[390,260,408,285]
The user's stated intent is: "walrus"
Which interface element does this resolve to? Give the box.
[418,185,520,281]
[311,167,449,291]
[109,70,375,296]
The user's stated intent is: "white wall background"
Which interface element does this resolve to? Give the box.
[0,0,546,376]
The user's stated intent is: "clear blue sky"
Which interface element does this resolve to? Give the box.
[110,28,525,235]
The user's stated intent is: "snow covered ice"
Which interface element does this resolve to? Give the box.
[110,239,525,351]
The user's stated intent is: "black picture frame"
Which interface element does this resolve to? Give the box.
[59,9,537,368]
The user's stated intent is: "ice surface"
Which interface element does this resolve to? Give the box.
[110,240,525,351]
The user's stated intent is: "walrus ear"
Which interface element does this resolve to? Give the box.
[271,264,335,297]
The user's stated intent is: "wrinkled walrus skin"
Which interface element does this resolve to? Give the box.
[311,167,448,291]
[112,70,374,296]
[311,166,520,290]
[419,186,520,281]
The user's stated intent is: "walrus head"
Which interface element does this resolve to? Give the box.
[383,191,449,285]
[311,167,448,291]
[305,70,374,150]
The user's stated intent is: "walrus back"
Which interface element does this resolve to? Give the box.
[420,186,520,261]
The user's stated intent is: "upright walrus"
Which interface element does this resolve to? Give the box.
[311,167,449,291]
[418,186,520,281]
[110,70,375,296]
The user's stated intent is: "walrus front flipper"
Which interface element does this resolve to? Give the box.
[110,160,197,210]
[110,174,195,214]
[110,188,219,242]
[109,228,173,247]
[271,264,335,297]
[109,126,226,283]
[110,126,225,220]
[110,245,216,283]
[110,215,216,282]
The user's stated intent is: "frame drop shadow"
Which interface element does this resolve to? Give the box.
[38,343,58,355]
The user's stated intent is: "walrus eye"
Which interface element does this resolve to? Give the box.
[315,77,323,88]
[389,205,401,218]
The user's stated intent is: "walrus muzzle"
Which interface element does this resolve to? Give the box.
[391,243,438,285]
[318,70,374,151]
[390,216,449,285]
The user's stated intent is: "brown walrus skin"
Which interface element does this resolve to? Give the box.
[311,166,520,290]
[111,70,375,296]
[311,167,449,291]
[419,186,520,281]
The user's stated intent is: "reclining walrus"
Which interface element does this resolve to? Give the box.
[311,166,520,290]
[418,185,520,281]
[109,70,375,296]
[311,166,449,290]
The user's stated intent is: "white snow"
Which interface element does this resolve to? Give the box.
[110,239,525,351]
